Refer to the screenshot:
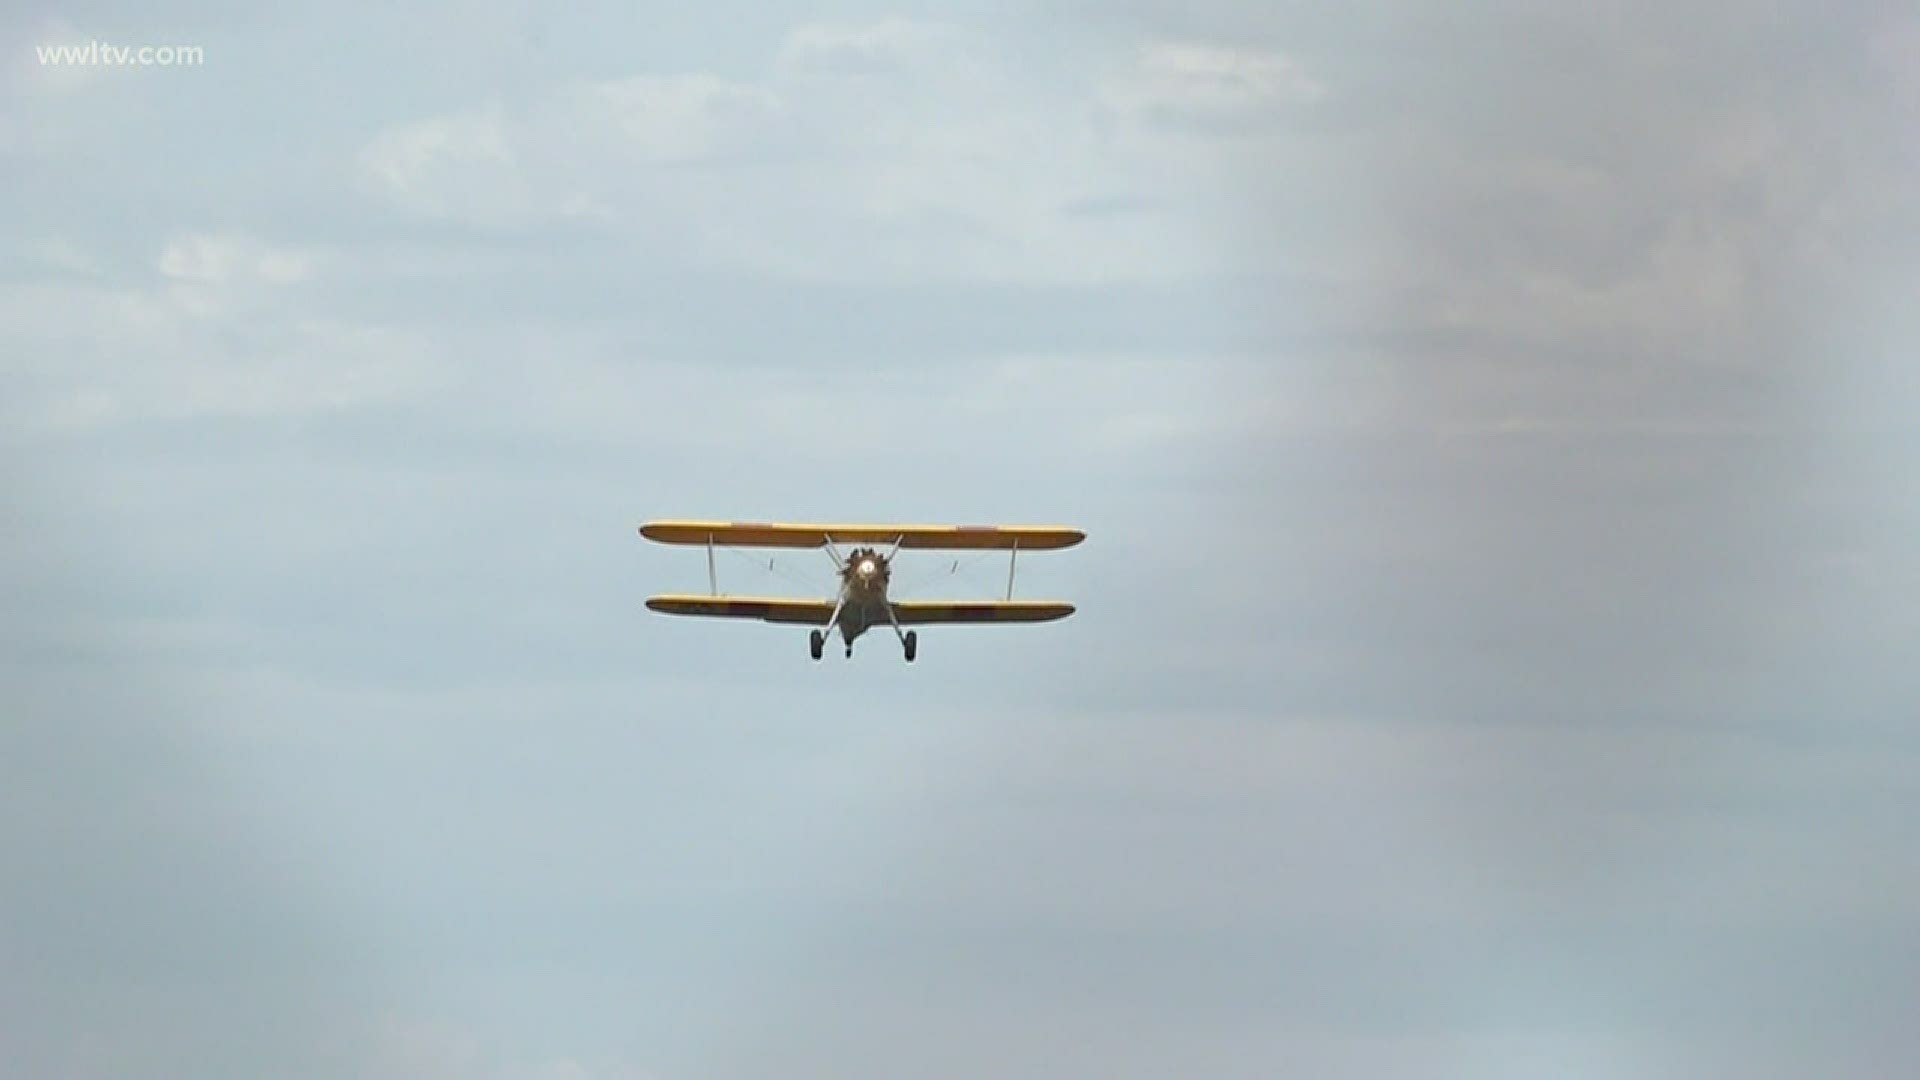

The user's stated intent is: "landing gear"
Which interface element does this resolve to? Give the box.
[809,630,824,661]
[844,644,853,658]
[880,601,918,664]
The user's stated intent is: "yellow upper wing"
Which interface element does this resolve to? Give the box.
[639,520,1085,551]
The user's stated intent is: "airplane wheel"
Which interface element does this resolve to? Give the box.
[809,630,824,661]
[903,631,917,663]
[844,644,853,658]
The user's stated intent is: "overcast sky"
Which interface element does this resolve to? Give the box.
[5,2,1920,1077]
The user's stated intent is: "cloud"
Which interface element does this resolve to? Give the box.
[1,233,446,436]
[349,22,1264,284]
[358,72,788,218]
[158,232,314,286]
[776,18,961,75]
[1103,41,1326,126]
[11,17,102,96]
[566,74,783,162]
[355,104,549,225]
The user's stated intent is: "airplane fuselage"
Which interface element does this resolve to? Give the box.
[816,545,921,659]
[833,547,893,644]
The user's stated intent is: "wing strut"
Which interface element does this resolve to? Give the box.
[881,597,909,647]
[707,533,718,595]
[1006,537,1019,600]
[822,590,848,639]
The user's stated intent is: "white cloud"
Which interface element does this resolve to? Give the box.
[360,104,512,189]
[1,235,446,436]
[355,75,786,228]
[1103,41,1325,125]
[152,233,319,325]
[776,18,960,74]
[157,232,314,286]
[350,24,1262,284]
[12,17,103,96]
[559,73,784,163]
[356,104,540,224]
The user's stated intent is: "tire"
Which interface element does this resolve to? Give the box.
[903,631,917,663]
[809,630,824,661]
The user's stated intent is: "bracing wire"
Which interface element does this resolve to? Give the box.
[709,544,1036,599]
[719,545,830,593]
[891,548,1002,596]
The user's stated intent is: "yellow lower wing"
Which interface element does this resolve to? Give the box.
[892,601,1076,624]
[645,596,1075,625]
[646,596,836,625]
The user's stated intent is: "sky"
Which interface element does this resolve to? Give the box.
[4,1,1920,1077]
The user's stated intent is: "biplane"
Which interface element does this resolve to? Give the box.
[639,520,1084,661]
